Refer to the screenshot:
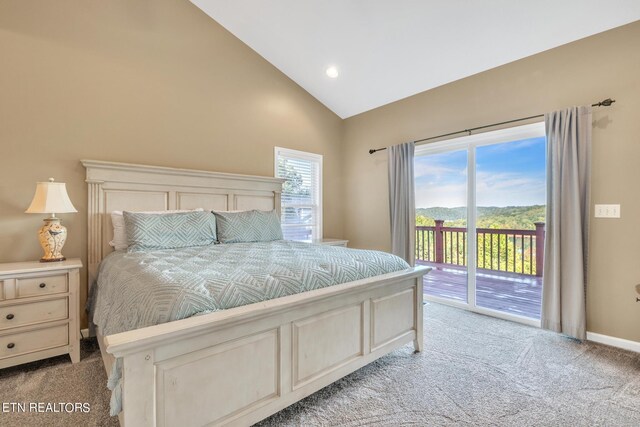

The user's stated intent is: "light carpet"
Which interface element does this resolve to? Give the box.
[1,302,638,426]
[0,337,117,426]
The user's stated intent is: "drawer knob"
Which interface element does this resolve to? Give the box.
[7,343,15,349]
[5,314,14,320]
[39,283,46,288]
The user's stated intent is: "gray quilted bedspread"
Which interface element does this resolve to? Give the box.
[90,240,410,338]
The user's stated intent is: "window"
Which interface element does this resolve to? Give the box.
[274,147,322,241]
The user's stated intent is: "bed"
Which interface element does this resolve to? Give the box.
[83,160,429,426]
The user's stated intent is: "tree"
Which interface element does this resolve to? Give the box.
[278,159,310,201]
[415,206,545,275]
[278,159,313,239]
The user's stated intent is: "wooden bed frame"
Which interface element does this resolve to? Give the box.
[82,160,429,427]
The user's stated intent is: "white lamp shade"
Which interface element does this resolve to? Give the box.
[25,179,77,214]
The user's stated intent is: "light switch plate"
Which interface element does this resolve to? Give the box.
[595,204,620,218]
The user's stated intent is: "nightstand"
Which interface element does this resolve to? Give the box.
[310,238,349,247]
[0,259,82,369]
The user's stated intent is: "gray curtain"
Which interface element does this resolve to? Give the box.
[388,141,416,266]
[542,106,592,340]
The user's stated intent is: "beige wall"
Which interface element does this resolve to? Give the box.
[343,21,640,342]
[1,1,638,342]
[0,0,343,326]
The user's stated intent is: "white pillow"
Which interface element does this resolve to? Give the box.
[109,208,205,251]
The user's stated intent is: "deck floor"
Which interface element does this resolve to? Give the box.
[419,261,543,319]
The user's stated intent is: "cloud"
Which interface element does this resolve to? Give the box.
[478,137,545,154]
[414,161,460,180]
[414,153,468,185]
[416,182,467,208]
[416,170,545,208]
[414,140,545,208]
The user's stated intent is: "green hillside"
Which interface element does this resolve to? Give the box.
[416,205,545,229]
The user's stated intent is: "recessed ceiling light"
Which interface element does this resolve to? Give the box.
[325,66,339,78]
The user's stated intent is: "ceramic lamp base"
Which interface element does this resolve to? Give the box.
[38,218,68,263]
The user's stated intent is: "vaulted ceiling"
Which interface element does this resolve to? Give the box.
[191,1,640,118]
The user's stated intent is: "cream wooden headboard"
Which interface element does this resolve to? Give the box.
[82,160,283,288]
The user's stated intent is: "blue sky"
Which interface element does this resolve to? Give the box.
[415,137,546,208]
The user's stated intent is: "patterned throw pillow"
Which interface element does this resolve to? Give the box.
[213,210,284,243]
[123,211,217,251]
[110,208,204,251]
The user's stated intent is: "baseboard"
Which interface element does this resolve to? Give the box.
[80,328,89,339]
[586,331,640,353]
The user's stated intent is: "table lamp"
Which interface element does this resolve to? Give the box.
[25,178,77,262]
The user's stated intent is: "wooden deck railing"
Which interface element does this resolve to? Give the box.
[416,220,545,276]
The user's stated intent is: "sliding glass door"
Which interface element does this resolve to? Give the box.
[415,123,546,325]
[416,149,468,303]
[475,137,546,319]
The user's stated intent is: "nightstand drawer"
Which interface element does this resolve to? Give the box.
[0,298,68,330]
[0,324,68,359]
[16,274,68,298]
[0,281,4,300]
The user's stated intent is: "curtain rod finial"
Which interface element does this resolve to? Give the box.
[369,147,387,154]
[594,98,615,107]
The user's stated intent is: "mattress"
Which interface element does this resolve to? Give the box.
[90,240,409,339]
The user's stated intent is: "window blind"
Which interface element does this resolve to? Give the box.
[275,147,322,241]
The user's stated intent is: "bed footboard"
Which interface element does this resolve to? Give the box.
[105,267,428,426]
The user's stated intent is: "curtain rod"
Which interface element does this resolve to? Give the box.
[368,98,616,154]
